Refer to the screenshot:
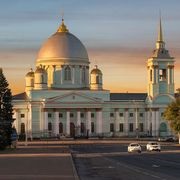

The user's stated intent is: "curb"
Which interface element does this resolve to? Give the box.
[70,152,80,180]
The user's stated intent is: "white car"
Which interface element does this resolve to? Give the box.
[128,143,142,153]
[146,142,161,152]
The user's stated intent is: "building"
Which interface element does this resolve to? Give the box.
[12,18,175,139]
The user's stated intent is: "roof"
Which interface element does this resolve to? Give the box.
[110,93,147,101]
[12,92,27,100]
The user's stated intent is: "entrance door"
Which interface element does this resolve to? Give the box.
[159,122,167,137]
[70,122,75,137]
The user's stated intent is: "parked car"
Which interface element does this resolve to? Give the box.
[128,143,141,153]
[158,136,178,142]
[146,142,161,152]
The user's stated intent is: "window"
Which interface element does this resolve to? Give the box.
[129,123,133,132]
[82,68,86,83]
[150,69,152,81]
[139,113,143,117]
[48,113,52,118]
[119,113,123,117]
[70,113,74,118]
[161,112,164,117]
[59,123,63,134]
[119,123,123,132]
[59,113,63,118]
[48,122,52,131]
[139,123,144,132]
[80,113,84,118]
[64,66,71,81]
[159,69,166,81]
[91,122,94,133]
[129,113,133,117]
[20,114,25,118]
[81,123,85,133]
[110,123,114,132]
[91,113,95,118]
[20,123,25,134]
[110,113,114,117]
[96,75,99,84]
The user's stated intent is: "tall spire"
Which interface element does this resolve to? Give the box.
[57,17,69,33]
[157,16,163,42]
[156,14,165,49]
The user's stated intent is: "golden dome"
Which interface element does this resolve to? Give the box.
[36,19,89,65]
[91,65,102,75]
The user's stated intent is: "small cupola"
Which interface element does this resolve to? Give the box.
[25,68,34,92]
[34,65,47,90]
[90,65,103,90]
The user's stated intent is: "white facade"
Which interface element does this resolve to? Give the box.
[13,18,175,139]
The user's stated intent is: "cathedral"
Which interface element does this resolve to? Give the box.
[12,18,175,139]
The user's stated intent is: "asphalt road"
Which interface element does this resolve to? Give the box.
[71,143,180,180]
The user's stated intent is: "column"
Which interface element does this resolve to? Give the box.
[86,110,91,135]
[14,110,19,133]
[135,108,139,130]
[44,110,48,132]
[96,109,102,135]
[115,109,119,134]
[28,104,32,139]
[155,110,159,137]
[54,111,59,136]
[61,65,64,84]
[66,111,70,136]
[152,109,156,137]
[146,109,151,135]
[72,66,75,84]
[77,111,81,136]
[124,108,129,136]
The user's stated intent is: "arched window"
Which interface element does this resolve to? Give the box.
[48,122,52,131]
[59,122,63,134]
[20,123,25,134]
[96,75,99,84]
[64,66,71,81]
[82,68,86,83]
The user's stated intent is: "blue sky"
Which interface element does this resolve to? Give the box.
[0,0,180,94]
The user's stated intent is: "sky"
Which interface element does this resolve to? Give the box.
[0,0,180,95]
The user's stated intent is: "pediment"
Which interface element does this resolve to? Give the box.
[46,92,102,104]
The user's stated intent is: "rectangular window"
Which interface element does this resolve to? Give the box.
[161,112,164,117]
[91,113,95,118]
[129,113,133,117]
[20,114,25,118]
[59,113,63,118]
[119,123,123,132]
[80,113,84,118]
[119,113,123,117]
[48,113,52,118]
[139,113,143,117]
[70,113,74,118]
[110,123,114,132]
[139,123,144,132]
[150,69,152,81]
[91,122,94,133]
[129,123,133,132]
[110,113,114,117]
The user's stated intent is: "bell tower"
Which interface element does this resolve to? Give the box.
[147,17,175,99]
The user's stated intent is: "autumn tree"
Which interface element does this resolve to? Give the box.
[163,95,180,144]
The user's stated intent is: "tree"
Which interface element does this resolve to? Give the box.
[163,96,180,144]
[0,68,14,149]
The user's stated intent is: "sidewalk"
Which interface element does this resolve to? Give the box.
[0,142,79,180]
